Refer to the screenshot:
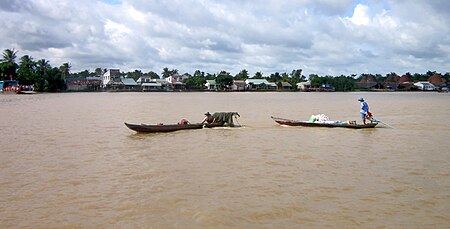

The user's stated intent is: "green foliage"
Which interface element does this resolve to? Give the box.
[3,48,448,93]
[235,69,249,80]
[268,72,281,82]
[216,71,233,89]
[144,71,160,79]
[17,55,37,85]
[184,76,206,90]
[162,67,178,78]
[193,70,205,78]
[59,63,71,79]
[333,75,356,91]
[0,48,19,80]
[290,69,305,82]
[44,67,65,92]
[126,69,143,81]
[253,72,263,79]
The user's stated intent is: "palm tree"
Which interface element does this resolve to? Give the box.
[1,48,19,80]
[17,55,36,85]
[1,48,18,64]
[59,62,71,79]
[36,59,51,76]
[34,59,51,91]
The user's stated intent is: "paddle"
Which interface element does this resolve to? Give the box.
[368,116,395,129]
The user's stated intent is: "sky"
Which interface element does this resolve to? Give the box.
[1,0,449,77]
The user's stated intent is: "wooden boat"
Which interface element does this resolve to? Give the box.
[16,90,36,94]
[203,122,225,128]
[124,122,203,133]
[271,116,378,129]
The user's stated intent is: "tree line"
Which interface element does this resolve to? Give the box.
[1,48,448,92]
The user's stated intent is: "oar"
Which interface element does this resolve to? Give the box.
[369,117,395,128]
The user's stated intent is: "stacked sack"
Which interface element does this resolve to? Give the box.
[308,114,330,123]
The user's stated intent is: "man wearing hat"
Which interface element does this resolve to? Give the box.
[201,112,216,124]
[358,98,370,125]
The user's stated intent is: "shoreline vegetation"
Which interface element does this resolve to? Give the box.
[1,48,449,93]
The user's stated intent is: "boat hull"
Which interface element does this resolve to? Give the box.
[124,122,203,133]
[271,116,378,129]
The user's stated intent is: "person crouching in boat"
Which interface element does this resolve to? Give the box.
[201,112,216,124]
[358,97,370,125]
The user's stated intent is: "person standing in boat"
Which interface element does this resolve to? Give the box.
[201,112,216,124]
[358,97,370,125]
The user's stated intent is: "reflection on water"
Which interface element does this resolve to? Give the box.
[0,92,449,228]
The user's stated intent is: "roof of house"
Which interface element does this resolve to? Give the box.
[121,78,138,86]
[206,80,217,85]
[414,81,434,86]
[297,81,311,86]
[233,80,246,86]
[428,74,444,85]
[142,82,162,87]
[245,79,270,85]
[399,75,410,84]
[281,82,292,87]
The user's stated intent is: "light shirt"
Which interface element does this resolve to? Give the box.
[360,101,369,114]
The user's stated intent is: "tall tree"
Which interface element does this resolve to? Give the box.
[291,69,305,82]
[269,72,281,82]
[145,71,160,79]
[34,59,51,91]
[17,55,36,85]
[216,71,233,90]
[45,67,65,92]
[184,76,206,90]
[253,72,263,79]
[235,69,249,80]
[193,70,205,78]
[94,68,103,76]
[0,48,19,80]
[59,62,71,79]
[162,68,179,78]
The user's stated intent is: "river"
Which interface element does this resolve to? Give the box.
[0,92,449,228]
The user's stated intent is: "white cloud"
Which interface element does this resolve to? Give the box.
[348,4,370,25]
[0,0,449,76]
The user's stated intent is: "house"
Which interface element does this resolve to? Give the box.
[121,77,138,90]
[245,79,276,90]
[428,74,447,90]
[297,81,311,91]
[358,75,382,89]
[141,82,163,91]
[101,69,121,88]
[137,77,168,91]
[166,73,188,90]
[65,77,101,91]
[384,75,400,90]
[232,80,246,91]
[414,82,436,91]
[205,80,218,90]
[136,77,152,84]
[280,82,292,90]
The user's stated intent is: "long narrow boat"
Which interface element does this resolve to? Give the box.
[124,122,203,133]
[271,116,378,129]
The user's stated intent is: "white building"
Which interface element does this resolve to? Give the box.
[205,80,217,90]
[245,79,277,90]
[414,82,436,91]
[166,73,189,84]
[101,69,121,88]
[297,81,311,90]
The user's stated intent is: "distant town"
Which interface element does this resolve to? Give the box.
[1,48,449,93]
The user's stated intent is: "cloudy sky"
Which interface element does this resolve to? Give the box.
[1,0,449,76]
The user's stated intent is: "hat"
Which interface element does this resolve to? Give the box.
[358,98,364,101]
[204,112,211,115]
